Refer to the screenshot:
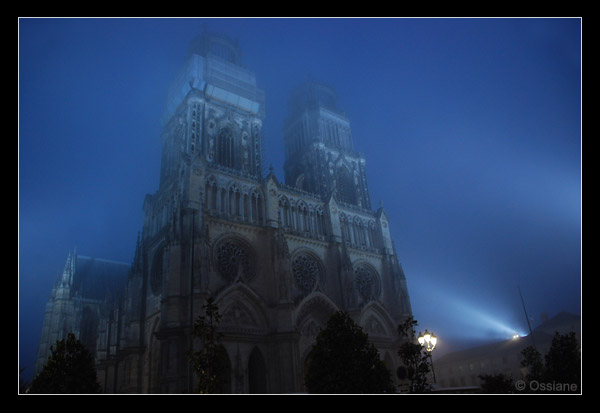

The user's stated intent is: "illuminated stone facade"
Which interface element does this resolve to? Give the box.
[36,32,413,393]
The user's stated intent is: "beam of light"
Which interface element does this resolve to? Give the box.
[448,299,528,341]
[412,281,530,348]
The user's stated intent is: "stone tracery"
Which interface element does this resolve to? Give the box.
[216,239,255,282]
[354,265,380,301]
[292,253,321,293]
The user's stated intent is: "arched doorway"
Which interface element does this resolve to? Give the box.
[248,347,267,393]
[216,347,232,394]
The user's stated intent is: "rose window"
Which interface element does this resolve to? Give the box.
[292,254,321,293]
[354,266,379,301]
[216,240,255,282]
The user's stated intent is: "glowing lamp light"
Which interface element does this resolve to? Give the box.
[430,333,438,348]
[417,330,437,352]
[417,329,438,384]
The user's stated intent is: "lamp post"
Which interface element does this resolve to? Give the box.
[417,330,437,384]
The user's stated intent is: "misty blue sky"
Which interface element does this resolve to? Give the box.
[18,18,581,380]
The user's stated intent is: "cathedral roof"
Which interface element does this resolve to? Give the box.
[70,255,130,301]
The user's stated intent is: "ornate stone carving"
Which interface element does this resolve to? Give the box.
[354,265,379,301]
[215,240,255,282]
[300,319,320,338]
[364,315,386,336]
[221,302,257,328]
[292,254,321,293]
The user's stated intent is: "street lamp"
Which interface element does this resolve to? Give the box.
[417,330,437,384]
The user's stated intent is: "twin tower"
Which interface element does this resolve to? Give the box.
[37,32,413,393]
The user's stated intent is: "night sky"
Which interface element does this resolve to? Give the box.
[18,18,581,382]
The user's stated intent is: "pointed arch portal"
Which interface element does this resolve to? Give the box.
[248,347,267,393]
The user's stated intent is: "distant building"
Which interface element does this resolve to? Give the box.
[35,31,414,393]
[35,251,130,375]
[433,312,581,390]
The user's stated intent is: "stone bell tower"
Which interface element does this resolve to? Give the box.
[283,80,371,210]
[90,32,413,394]
[112,31,268,393]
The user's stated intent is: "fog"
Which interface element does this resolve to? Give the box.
[19,18,581,381]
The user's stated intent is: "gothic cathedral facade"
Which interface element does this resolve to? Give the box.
[36,32,413,393]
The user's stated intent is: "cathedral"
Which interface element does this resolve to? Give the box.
[35,32,413,394]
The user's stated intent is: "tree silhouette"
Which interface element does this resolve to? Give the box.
[520,331,580,393]
[188,296,230,393]
[397,316,432,393]
[29,333,101,394]
[304,311,394,394]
